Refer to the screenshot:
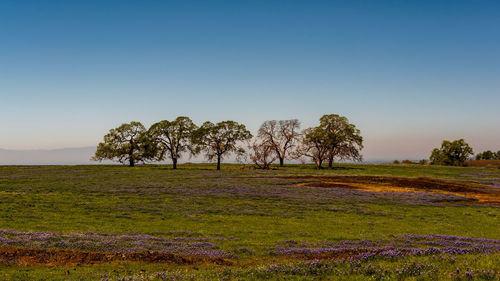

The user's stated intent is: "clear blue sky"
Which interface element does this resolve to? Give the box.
[1,0,499,160]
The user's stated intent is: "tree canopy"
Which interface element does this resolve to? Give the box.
[89,116,488,170]
[92,121,151,167]
[296,114,363,169]
[248,139,278,169]
[318,114,363,168]
[257,119,301,167]
[430,139,473,166]
[148,116,198,169]
[192,120,252,170]
[296,126,331,169]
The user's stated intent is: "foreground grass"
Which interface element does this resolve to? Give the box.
[0,164,499,280]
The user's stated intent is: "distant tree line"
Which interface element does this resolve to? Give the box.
[475,150,500,160]
[92,114,364,170]
[393,159,428,165]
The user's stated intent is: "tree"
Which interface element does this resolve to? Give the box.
[318,114,363,168]
[92,121,152,167]
[296,126,331,169]
[192,121,252,170]
[248,140,278,169]
[148,116,198,169]
[430,139,473,166]
[257,119,301,167]
[295,114,363,169]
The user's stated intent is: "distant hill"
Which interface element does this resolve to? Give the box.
[0,147,100,165]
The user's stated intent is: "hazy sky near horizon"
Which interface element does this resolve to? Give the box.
[1,0,499,160]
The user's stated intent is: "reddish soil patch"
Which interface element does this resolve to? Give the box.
[465,160,500,169]
[0,247,232,266]
[287,175,488,192]
[285,176,500,205]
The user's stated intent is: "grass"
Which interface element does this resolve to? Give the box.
[0,163,499,280]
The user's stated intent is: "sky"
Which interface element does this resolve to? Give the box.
[1,0,499,161]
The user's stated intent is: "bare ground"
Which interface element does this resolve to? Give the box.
[0,247,232,266]
[285,175,500,205]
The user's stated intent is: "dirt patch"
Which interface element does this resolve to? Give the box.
[0,246,232,266]
[465,160,500,169]
[285,176,500,205]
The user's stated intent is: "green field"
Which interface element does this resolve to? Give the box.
[0,164,499,280]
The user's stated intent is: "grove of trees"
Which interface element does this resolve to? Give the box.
[93,114,365,169]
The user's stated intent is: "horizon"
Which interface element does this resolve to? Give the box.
[1,1,499,164]
[0,144,490,165]
[0,145,414,165]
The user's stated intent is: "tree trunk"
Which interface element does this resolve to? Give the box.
[316,159,322,169]
[129,141,135,167]
[279,157,284,167]
[217,155,221,170]
[172,158,177,169]
[328,157,333,169]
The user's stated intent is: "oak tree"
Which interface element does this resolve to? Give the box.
[296,126,331,169]
[430,139,473,166]
[257,119,301,167]
[249,140,278,169]
[318,114,363,168]
[296,114,363,169]
[192,121,252,170]
[92,121,151,167]
[148,116,197,169]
